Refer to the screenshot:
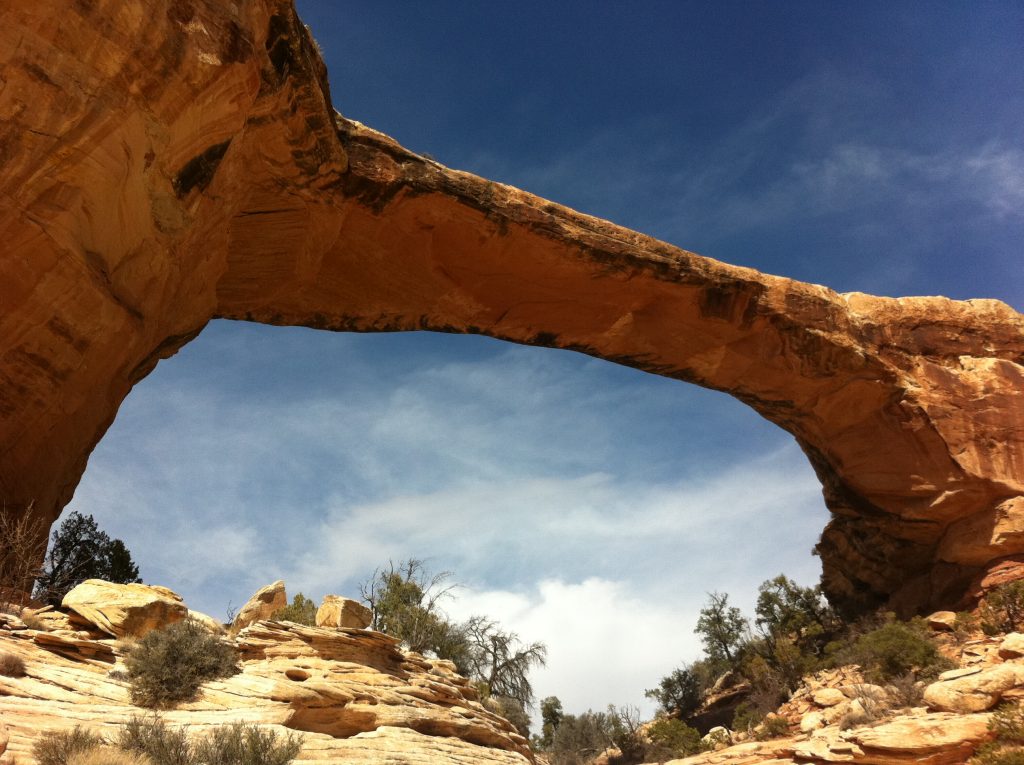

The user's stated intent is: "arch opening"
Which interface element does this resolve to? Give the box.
[67,319,828,717]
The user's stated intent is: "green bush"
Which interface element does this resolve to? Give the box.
[33,727,106,765]
[971,703,1024,765]
[831,619,950,682]
[990,703,1024,745]
[124,619,238,708]
[982,582,1024,635]
[193,723,302,765]
[646,718,702,759]
[273,593,317,626]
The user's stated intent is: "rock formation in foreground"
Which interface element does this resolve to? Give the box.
[0,0,1021,614]
[0,583,531,765]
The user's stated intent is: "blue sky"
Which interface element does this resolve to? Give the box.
[68,2,1022,719]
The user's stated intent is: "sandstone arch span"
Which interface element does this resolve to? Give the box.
[1,0,1022,615]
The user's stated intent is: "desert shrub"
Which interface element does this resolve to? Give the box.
[832,619,950,682]
[273,593,317,626]
[67,746,150,765]
[33,727,106,765]
[886,672,925,708]
[990,702,1024,745]
[124,619,238,708]
[757,714,791,740]
[732,701,764,735]
[548,709,616,765]
[116,716,192,765]
[838,684,891,730]
[645,717,702,759]
[972,749,1024,765]
[193,723,302,765]
[483,694,531,738]
[982,583,1024,635]
[0,650,26,677]
[954,611,981,641]
[971,702,1024,765]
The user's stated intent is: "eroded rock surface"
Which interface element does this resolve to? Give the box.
[0,0,1022,614]
[0,613,531,765]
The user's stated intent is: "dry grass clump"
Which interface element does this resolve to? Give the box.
[0,650,26,677]
[33,727,106,765]
[0,651,25,680]
[67,746,151,765]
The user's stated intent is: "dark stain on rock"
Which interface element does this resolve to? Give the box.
[221,20,254,64]
[173,139,231,197]
[166,0,194,25]
[46,317,90,354]
[265,13,296,85]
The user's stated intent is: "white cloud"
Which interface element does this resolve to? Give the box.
[444,578,702,719]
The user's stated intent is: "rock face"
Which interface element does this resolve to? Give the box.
[0,609,531,765]
[62,580,188,638]
[0,0,1022,614]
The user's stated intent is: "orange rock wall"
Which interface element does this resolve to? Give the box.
[1,0,1022,614]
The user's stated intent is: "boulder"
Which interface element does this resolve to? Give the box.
[316,596,372,629]
[924,663,1024,712]
[61,580,187,638]
[926,611,958,631]
[232,581,287,631]
[799,710,825,733]
[999,632,1024,659]
[812,688,847,707]
[188,609,226,634]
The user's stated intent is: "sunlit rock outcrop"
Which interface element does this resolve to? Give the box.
[0,0,1021,614]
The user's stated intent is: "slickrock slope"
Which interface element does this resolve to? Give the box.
[0,614,532,765]
[0,0,1022,613]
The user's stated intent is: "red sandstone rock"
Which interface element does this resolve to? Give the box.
[0,0,1021,614]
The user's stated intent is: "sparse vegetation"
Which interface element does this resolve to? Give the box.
[34,717,301,765]
[829,618,951,682]
[359,558,546,733]
[123,619,238,708]
[645,717,703,760]
[981,582,1024,635]
[0,650,26,676]
[0,507,47,612]
[67,746,151,765]
[273,592,317,625]
[33,727,106,765]
[971,702,1024,765]
[192,722,303,765]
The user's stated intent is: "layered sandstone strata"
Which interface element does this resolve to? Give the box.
[0,611,531,765]
[0,0,1021,613]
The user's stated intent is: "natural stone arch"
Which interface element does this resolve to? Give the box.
[1,0,1021,615]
